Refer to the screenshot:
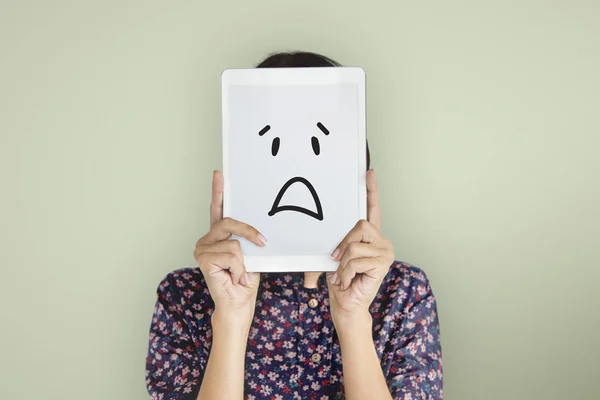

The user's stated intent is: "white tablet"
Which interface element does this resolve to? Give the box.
[222,67,366,272]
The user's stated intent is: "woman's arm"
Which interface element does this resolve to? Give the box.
[197,310,252,400]
[335,278,443,400]
[327,170,396,399]
[336,311,393,400]
[146,171,262,400]
[146,273,208,400]
[385,276,443,398]
[327,171,442,399]
[195,171,262,399]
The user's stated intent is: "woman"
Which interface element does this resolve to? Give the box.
[145,52,443,400]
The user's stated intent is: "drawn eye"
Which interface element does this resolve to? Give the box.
[259,125,271,136]
[316,122,329,136]
[271,137,280,156]
[311,136,320,155]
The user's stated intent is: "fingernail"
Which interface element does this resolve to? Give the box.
[340,282,345,291]
[258,234,268,245]
[335,274,341,285]
[244,273,251,286]
[330,272,338,284]
[239,274,247,286]
[331,249,339,259]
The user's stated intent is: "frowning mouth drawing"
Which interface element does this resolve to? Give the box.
[268,177,323,221]
[259,121,330,221]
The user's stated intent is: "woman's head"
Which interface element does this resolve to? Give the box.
[256,51,370,170]
[257,51,341,68]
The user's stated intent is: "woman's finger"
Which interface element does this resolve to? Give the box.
[331,243,394,289]
[337,257,379,291]
[195,251,248,286]
[325,272,336,286]
[331,219,380,261]
[195,239,243,264]
[210,170,224,228]
[201,217,268,247]
[246,272,260,288]
[366,169,382,230]
[227,256,247,286]
[197,240,252,285]
[337,242,380,272]
[196,251,236,276]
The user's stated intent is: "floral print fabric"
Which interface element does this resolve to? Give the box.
[146,261,443,399]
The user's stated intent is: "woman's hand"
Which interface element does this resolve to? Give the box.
[195,171,265,399]
[327,170,395,326]
[326,170,397,400]
[194,170,265,324]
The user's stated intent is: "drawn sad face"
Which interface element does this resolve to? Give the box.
[227,83,359,254]
[258,122,331,221]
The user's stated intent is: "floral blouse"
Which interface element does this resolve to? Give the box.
[145,261,443,399]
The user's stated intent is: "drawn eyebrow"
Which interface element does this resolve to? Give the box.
[316,122,329,136]
[258,125,271,136]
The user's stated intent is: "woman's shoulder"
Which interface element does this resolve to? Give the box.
[388,261,432,286]
[377,261,436,306]
[154,267,211,305]
[157,266,204,287]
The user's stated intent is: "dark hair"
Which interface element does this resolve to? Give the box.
[257,51,342,68]
[256,51,370,170]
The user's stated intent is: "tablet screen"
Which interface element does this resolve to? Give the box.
[222,68,366,271]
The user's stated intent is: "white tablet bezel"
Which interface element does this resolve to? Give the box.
[221,67,367,272]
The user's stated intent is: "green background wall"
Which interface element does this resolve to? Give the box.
[1,1,598,399]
